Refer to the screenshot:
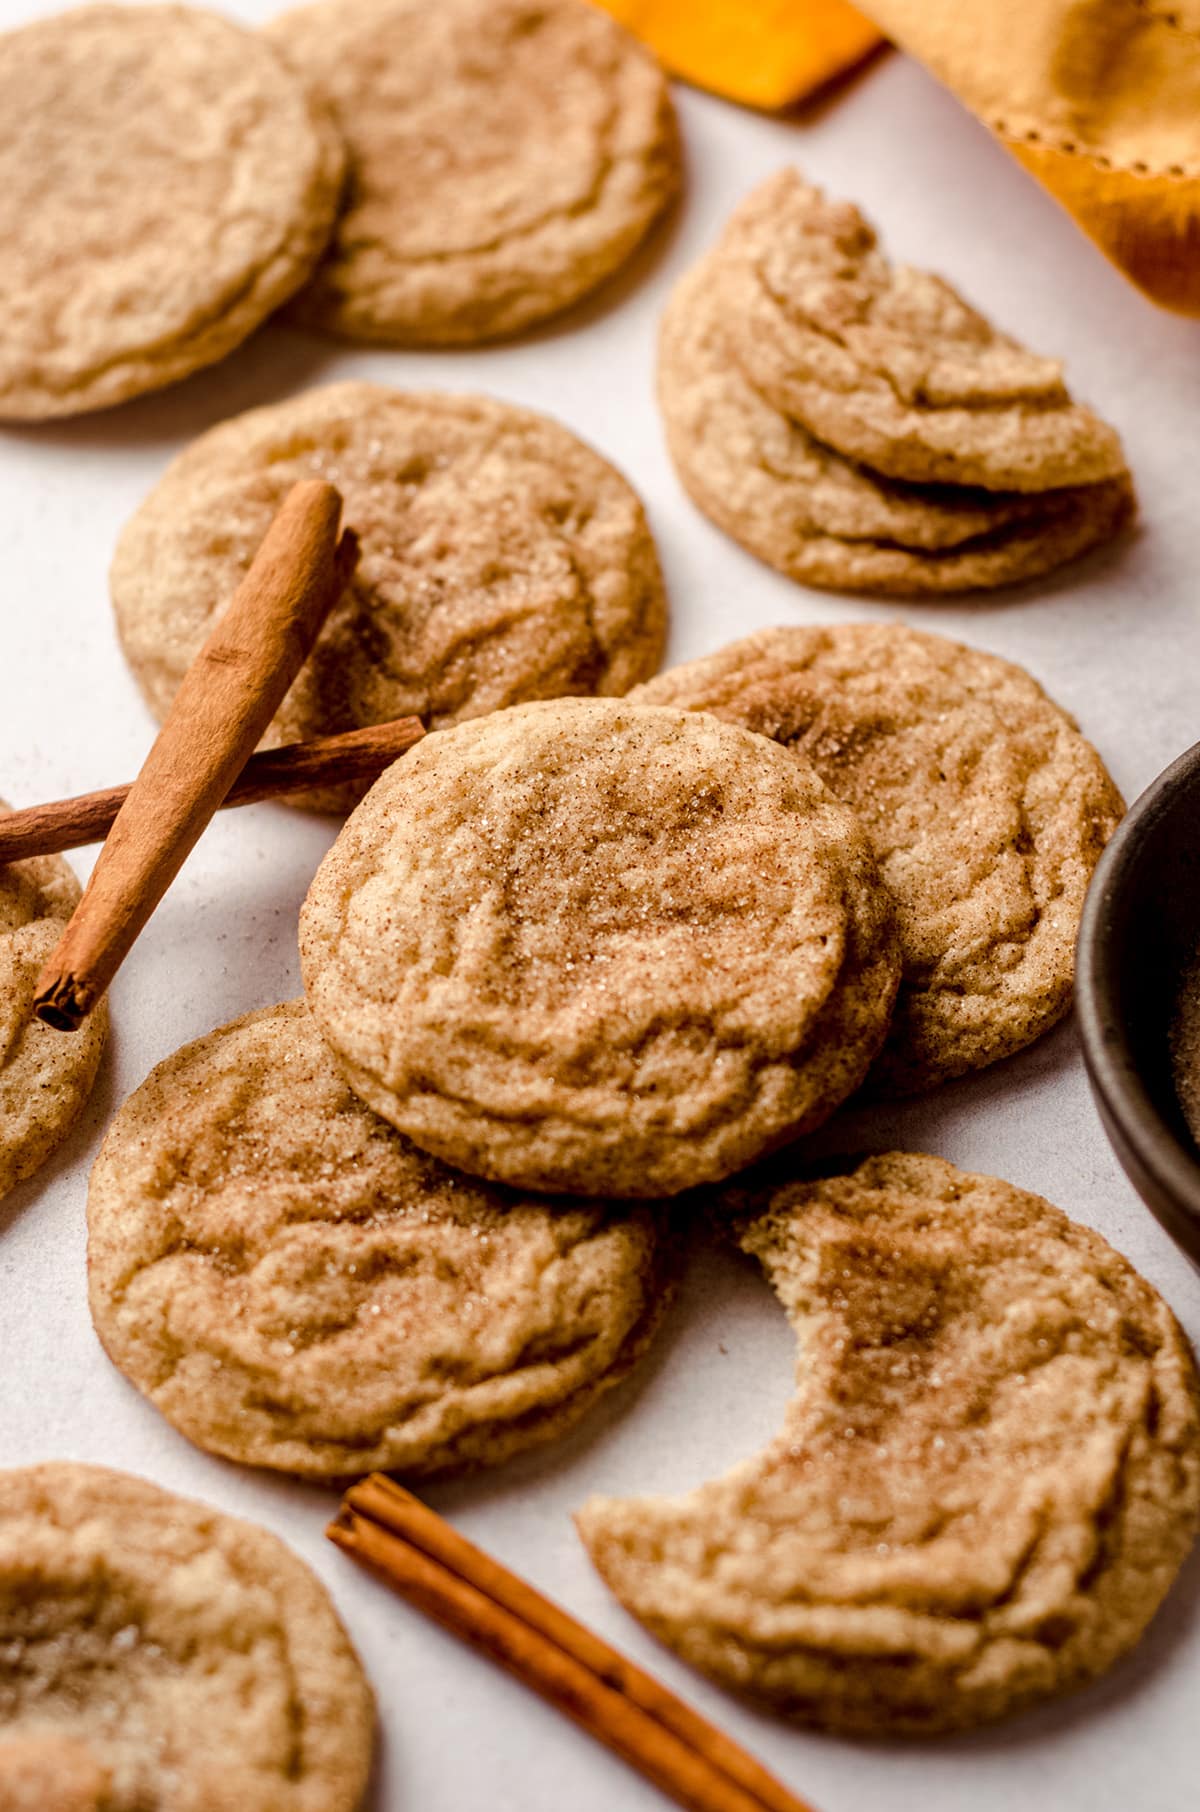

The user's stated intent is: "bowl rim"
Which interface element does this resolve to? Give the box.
[1077,734,1200,1253]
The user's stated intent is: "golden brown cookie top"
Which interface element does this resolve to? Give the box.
[266,0,680,343]
[0,4,343,419]
[300,697,900,1196]
[87,1001,667,1480]
[718,169,1128,491]
[0,1736,108,1812]
[657,254,1135,597]
[0,1462,373,1811]
[112,384,667,811]
[632,623,1124,1092]
[0,812,107,1201]
[577,1152,1200,1734]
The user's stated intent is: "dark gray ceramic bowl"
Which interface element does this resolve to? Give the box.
[1077,738,1200,1266]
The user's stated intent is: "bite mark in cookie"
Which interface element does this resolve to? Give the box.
[577,1152,1200,1733]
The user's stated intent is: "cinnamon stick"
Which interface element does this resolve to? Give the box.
[330,1477,818,1812]
[0,719,424,865]
[33,480,357,1031]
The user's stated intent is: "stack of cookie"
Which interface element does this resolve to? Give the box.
[86,693,899,1478]
[0,372,673,1206]
[3,0,1197,1774]
[77,636,1200,1743]
[88,625,1124,1474]
[659,169,1136,594]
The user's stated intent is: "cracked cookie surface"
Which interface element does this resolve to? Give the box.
[0,1461,373,1811]
[112,383,666,810]
[265,0,680,343]
[632,624,1124,1093]
[0,816,106,1201]
[0,4,344,420]
[300,698,901,1197]
[577,1152,1200,1734]
[719,168,1128,492]
[87,1001,668,1479]
[658,254,1134,596]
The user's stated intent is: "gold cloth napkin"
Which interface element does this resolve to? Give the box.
[595,0,882,109]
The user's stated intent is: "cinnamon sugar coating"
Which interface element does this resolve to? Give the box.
[300,698,901,1197]
[0,1736,108,1812]
[112,384,666,811]
[658,252,1134,597]
[0,5,343,419]
[719,169,1127,492]
[0,1462,373,1810]
[87,1002,668,1480]
[577,1153,1200,1734]
[633,624,1124,1093]
[0,813,106,1201]
[266,0,680,344]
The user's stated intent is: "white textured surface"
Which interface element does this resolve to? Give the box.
[1,6,1198,1810]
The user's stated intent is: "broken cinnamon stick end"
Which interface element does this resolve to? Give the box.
[31,973,91,1033]
[333,526,360,589]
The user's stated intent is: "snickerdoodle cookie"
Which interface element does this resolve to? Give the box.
[300,698,900,1197]
[658,254,1134,597]
[265,0,680,344]
[0,1462,373,1810]
[0,820,106,1201]
[88,1001,668,1480]
[0,1735,109,1812]
[0,5,344,420]
[632,624,1124,1093]
[112,384,667,810]
[721,170,1126,492]
[577,1152,1200,1734]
